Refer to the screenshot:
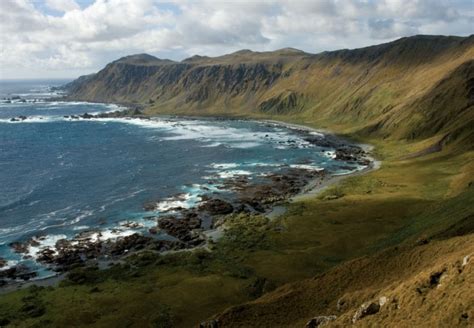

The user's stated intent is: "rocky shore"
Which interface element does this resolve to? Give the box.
[1,112,373,286]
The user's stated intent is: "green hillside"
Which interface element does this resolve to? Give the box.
[1,35,472,327]
[66,35,474,150]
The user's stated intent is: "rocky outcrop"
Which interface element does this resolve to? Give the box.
[352,300,382,323]
[157,216,203,245]
[198,199,234,215]
[305,315,337,327]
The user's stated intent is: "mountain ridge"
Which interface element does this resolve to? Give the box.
[1,35,473,328]
[64,34,474,151]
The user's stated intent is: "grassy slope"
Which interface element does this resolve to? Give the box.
[1,36,473,327]
[1,134,472,328]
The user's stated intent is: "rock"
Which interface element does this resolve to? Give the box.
[0,257,6,268]
[336,298,346,311]
[9,241,29,254]
[158,216,203,243]
[9,115,28,122]
[143,202,157,211]
[36,248,56,263]
[0,264,37,281]
[198,199,234,215]
[305,315,337,327]
[81,112,94,119]
[53,248,85,270]
[106,233,151,255]
[120,221,143,229]
[352,302,381,323]
[199,319,219,328]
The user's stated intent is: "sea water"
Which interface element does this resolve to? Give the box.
[0,80,364,278]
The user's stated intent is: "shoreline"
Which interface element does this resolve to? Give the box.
[1,111,378,290]
[261,118,380,216]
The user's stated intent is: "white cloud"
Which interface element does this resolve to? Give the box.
[0,0,472,79]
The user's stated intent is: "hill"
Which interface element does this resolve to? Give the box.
[65,35,474,151]
[1,35,472,327]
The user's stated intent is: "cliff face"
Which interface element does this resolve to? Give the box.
[66,35,474,148]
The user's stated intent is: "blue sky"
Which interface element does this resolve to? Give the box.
[1,0,473,79]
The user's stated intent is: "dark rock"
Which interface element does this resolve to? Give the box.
[80,112,94,119]
[90,286,101,293]
[158,216,203,243]
[36,248,56,264]
[198,199,233,215]
[199,319,219,328]
[9,241,29,254]
[143,202,157,211]
[0,257,6,268]
[352,302,381,323]
[105,233,151,256]
[0,264,37,281]
[305,315,337,327]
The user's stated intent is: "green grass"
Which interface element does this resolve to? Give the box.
[1,143,472,327]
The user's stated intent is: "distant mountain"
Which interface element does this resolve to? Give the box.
[65,35,474,149]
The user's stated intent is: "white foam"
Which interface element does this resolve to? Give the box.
[218,170,252,178]
[154,193,201,212]
[72,225,90,231]
[210,163,239,169]
[245,162,281,167]
[0,116,61,124]
[71,229,136,244]
[0,260,19,271]
[323,150,337,159]
[70,210,94,224]
[310,131,325,137]
[26,234,68,258]
[289,164,325,171]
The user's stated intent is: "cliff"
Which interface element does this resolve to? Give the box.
[65,35,474,150]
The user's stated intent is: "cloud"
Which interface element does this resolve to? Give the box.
[368,19,417,39]
[46,0,80,12]
[0,0,472,79]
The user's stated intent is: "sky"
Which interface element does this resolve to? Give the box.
[0,0,473,79]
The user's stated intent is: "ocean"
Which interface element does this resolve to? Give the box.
[0,80,364,279]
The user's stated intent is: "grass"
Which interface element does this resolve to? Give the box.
[25,35,472,326]
[1,137,472,327]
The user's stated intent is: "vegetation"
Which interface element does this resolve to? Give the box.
[1,35,473,327]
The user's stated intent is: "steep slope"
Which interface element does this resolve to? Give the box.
[65,35,474,150]
[48,36,474,327]
[214,231,474,328]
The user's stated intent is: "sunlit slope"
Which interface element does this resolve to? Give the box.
[67,35,474,149]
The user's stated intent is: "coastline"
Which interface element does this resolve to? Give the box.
[260,118,380,215]
[1,111,378,289]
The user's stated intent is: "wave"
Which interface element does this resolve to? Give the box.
[289,164,325,171]
[153,192,202,213]
[0,116,62,124]
[0,113,316,150]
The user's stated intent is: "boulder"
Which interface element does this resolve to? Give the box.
[0,264,37,281]
[305,315,337,327]
[198,199,234,215]
[81,112,94,119]
[199,319,219,328]
[158,216,203,243]
[352,301,381,323]
[9,241,29,254]
[106,233,151,256]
